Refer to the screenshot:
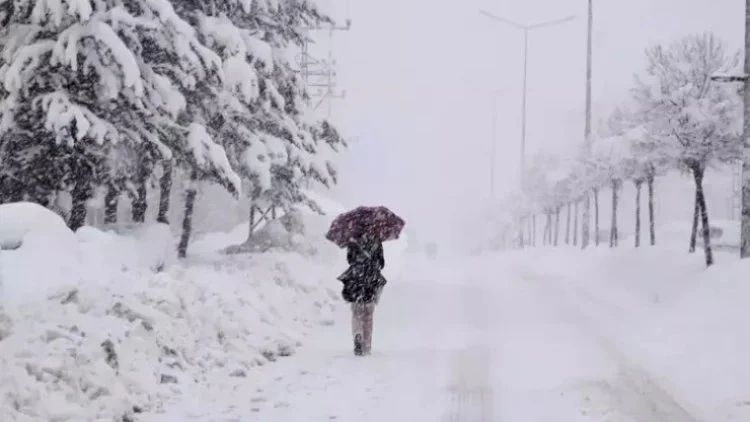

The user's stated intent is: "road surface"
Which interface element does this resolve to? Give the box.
[150,257,701,421]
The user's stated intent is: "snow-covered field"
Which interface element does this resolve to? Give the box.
[1,203,747,421]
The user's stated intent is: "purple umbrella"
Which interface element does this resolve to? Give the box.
[326,206,405,248]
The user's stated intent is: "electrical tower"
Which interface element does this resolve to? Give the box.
[299,1,351,118]
[297,1,350,190]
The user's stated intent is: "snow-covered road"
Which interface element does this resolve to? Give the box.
[149,257,703,421]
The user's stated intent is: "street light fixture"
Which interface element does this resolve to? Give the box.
[480,10,576,185]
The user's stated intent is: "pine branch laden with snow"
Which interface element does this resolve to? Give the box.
[0,0,230,206]
[170,0,346,212]
[185,123,242,195]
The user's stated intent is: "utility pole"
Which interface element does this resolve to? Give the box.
[489,89,504,198]
[480,10,575,187]
[300,15,351,119]
[297,1,351,190]
[581,0,594,249]
[711,0,750,257]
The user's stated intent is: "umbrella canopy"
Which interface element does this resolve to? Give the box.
[326,206,405,248]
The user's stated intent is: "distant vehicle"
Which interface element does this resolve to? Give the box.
[425,242,438,259]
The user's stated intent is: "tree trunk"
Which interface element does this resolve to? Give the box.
[582,192,591,249]
[693,166,714,266]
[594,188,600,246]
[648,174,656,246]
[104,184,118,224]
[581,191,590,249]
[532,214,537,247]
[131,179,147,223]
[177,180,198,259]
[527,216,533,246]
[554,206,561,246]
[518,216,525,249]
[573,200,579,246]
[689,188,699,253]
[69,177,91,232]
[247,204,257,241]
[157,161,173,224]
[610,179,619,248]
[565,203,572,244]
[635,180,642,248]
[547,212,553,244]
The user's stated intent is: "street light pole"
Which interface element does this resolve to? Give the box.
[581,0,594,249]
[710,0,750,258]
[480,10,576,187]
[521,30,529,182]
[491,94,497,197]
[489,89,504,197]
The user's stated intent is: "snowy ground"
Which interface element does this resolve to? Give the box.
[2,204,748,421]
[142,245,748,421]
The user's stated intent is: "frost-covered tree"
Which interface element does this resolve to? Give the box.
[627,123,670,247]
[591,134,629,248]
[0,0,240,232]
[602,108,650,248]
[632,33,742,266]
[523,153,559,246]
[572,154,606,246]
[599,103,671,247]
[171,0,345,239]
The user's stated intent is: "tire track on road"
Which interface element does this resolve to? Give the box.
[517,267,705,422]
[443,283,496,421]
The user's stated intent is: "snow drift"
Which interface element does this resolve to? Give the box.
[0,192,408,421]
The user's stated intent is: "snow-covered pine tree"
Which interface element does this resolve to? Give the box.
[0,0,240,231]
[171,0,346,232]
[632,32,742,266]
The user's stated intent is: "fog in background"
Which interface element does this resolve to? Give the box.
[315,0,744,249]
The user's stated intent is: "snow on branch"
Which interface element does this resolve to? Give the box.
[187,123,242,195]
[33,91,119,145]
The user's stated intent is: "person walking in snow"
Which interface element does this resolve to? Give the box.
[338,232,387,356]
[325,205,404,356]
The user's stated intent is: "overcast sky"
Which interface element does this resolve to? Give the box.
[313,0,744,241]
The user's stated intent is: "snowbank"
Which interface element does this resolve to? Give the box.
[0,210,343,420]
[0,202,80,305]
[0,251,340,421]
[0,202,72,250]
[0,191,408,421]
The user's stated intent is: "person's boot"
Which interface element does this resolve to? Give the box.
[353,333,364,356]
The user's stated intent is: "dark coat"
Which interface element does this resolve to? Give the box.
[337,235,387,303]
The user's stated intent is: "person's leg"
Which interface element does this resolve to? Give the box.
[362,303,375,355]
[352,303,364,355]
[351,303,362,336]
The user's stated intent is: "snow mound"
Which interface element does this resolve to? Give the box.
[78,223,177,273]
[0,202,72,250]
[0,202,80,305]
[0,221,340,421]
